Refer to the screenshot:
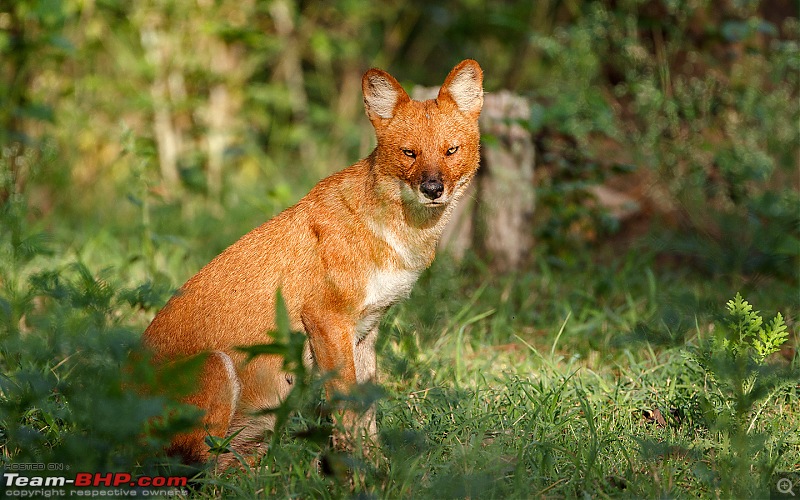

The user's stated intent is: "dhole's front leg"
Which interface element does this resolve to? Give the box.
[353,327,378,443]
[302,310,375,450]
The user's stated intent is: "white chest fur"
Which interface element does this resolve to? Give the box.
[364,268,420,308]
[368,220,426,269]
[356,268,421,340]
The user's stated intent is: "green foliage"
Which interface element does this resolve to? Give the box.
[611,3,800,280]
[0,156,198,474]
[683,293,796,497]
[691,293,793,398]
[0,264,198,472]
[720,292,789,361]
[0,0,74,144]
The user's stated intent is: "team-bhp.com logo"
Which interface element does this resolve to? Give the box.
[4,471,188,497]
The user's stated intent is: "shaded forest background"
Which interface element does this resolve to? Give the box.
[2,0,798,286]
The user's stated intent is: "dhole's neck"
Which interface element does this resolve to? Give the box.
[357,156,459,270]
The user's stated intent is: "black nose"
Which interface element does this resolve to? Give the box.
[420,179,444,200]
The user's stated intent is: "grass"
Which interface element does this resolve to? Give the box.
[183,254,797,498]
[366,257,797,498]
[3,191,796,498]
[0,118,796,497]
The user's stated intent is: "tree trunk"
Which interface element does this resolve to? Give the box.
[140,27,181,191]
[472,91,535,272]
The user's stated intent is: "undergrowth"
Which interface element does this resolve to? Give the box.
[1,183,797,497]
[1,150,797,497]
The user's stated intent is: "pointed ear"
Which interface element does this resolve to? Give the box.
[362,68,410,125]
[438,59,483,119]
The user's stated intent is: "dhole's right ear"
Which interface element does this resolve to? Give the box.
[362,68,410,126]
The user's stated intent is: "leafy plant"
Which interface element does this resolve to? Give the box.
[691,293,791,402]
[0,263,199,473]
[724,293,789,360]
[686,293,796,497]
[0,154,197,474]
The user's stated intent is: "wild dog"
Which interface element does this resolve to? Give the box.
[143,59,484,466]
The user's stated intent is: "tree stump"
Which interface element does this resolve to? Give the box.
[412,88,536,272]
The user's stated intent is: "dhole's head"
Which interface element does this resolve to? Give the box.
[362,60,483,215]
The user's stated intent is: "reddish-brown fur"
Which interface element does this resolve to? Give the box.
[142,60,484,466]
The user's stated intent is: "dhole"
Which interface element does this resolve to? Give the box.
[143,60,483,466]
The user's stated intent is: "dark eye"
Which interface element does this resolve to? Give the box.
[402,149,416,158]
[446,146,459,156]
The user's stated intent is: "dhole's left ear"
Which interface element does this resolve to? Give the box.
[438,59,484,120]
[362,68,411,126]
